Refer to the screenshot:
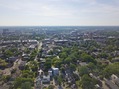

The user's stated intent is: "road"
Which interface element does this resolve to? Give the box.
[2,58,22,76]
[34,41,42,61]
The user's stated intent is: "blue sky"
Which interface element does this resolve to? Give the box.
[0,0,119,26]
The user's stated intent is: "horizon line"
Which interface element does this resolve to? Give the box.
[0,25,119,27]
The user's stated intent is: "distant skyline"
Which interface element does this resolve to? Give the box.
[0,0,119,26]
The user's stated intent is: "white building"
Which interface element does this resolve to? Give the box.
[48,70,53,76]
[52,67,59,76]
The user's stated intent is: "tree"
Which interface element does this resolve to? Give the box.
[52,57,62,68]
[60,65,65,74]
[81,53,96,64]
[21,82,32,89]
[81,74,95,89]
[59,52,67,59]
[1,75,11,83]
[64,57,72,64]
[44,58,52,71]
[57,75,63,85]
[22,70,35,78]
[25,48,30,54]
[103,63,119,78]
[29,61,39,72]
[48,85,55,89]
[14,77,33,89]
[48,50,54,55]
[99,52,108,59]
[69,63,76,72]
[87,62,96,71]
[69,52,79,62]
[4,50,13,58]
[10,47,17,52]
[79,66,89,76]
[0,58,8,69]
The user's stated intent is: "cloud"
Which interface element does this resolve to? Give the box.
[0,0,119,25]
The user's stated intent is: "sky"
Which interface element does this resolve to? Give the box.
[0,0,119,26]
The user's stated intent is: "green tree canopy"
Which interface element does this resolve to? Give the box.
[79,66,89,76]
[81,74,96,89]
[103,63,119,78]
[14,77,33,89]
[81,53,96,64]
[21,82,32,89]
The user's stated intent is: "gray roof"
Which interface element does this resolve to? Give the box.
[115,78,119,87]
[105,80,119,89]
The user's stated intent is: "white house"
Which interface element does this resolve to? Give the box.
[48,70,53,76]
[52,67,59,76]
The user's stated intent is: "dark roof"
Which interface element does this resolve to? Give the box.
[7,57,18,62]
[105,80,119,89]
[115,78,119,87]
[19,61,26,66]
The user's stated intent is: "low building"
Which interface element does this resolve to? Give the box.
[104,78,119,89]
[111,74,119,87]
[111,58,119,63]
[115,78,119,87]
[22,53,30,61]
[6,57,18,63]
[52,67,59,76]
[79,62,88,66]
[42,75,50,84]
[28,45,36,50]
[35,76,42,89]
[19,61,26,70]
[38,69,44,77]
[48,70,53,77]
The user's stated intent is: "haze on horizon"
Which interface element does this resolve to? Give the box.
[0,0,119,26]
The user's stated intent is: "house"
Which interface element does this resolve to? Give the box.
[28,45,36,50]
[93,36,106,43]
[35,76,42,89]
[48,70,53,77]
[79,62,88,66]
[115,78,119,87]
[111,58,119,63]
[71,84,77,89]
[6,57,18,63]
[52,67,59,76]
[54,40,68,46]
[0,53,4,59]
[104,78,119,89]
[28,40,39,45]
[22,53,30,61]
[111,74,119,87]
[38,69,44,77]
[58,85,63,89]
[83,38,92,41]
[42,75,50,83]
[19,61,26,70]
[39,58,46,63]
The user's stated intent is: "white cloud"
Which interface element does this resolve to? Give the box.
[0,0,119,25]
